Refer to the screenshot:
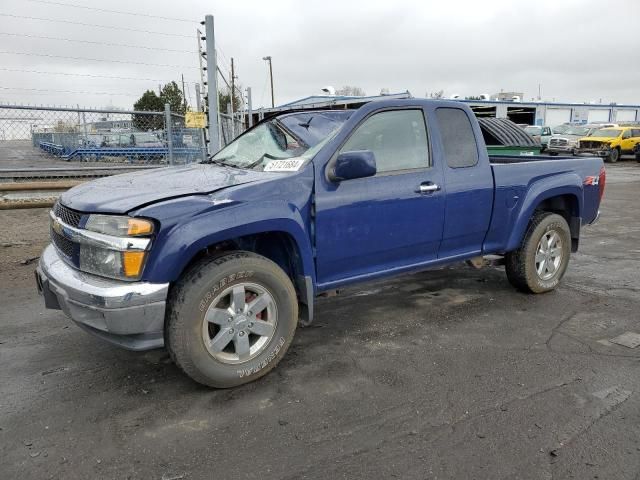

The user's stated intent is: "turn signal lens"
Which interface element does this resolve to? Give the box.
[127,218,154,236]
[122,251,146,278]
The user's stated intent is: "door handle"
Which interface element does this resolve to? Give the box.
[417,182,440,194]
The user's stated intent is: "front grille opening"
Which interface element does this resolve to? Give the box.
[52,202,83,228]
[51,226,75,259]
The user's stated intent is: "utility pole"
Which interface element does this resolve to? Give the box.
[230,58,235,107]
[263,56,274,108]
[195,82,207,160]
[181,74,187,111]
[246,87,253,128]
[204,14,220,152]
[230,57,236,139]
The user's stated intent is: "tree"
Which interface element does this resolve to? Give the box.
[336,86,366,96]
[218,85,243,114]
[132,90,164,130]
[160,81,186,115]
[132,82,187,130]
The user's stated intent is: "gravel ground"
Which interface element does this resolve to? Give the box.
[0,164,639,479]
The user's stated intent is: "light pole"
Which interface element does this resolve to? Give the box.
[262,56,274,108]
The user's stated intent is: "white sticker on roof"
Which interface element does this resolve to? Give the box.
[264,158,305,172]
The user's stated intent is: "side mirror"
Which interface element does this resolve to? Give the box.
[328,150,377,182]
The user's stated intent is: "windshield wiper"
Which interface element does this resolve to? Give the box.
[201,156,234,166]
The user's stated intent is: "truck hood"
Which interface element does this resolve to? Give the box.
[580,136,616,142]
[60,164,276,213]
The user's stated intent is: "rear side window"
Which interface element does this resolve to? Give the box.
[631,129,640,137]
[339,109,429,173]
[436,108,479,168]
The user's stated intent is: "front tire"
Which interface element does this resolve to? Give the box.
[607,147,620,163]
[505,212,571,293]
[166,251,298,388]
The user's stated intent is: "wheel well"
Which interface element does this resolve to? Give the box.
[535,194,580,251]
[179,231,306,294]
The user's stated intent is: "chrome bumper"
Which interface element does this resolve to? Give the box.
[576,149,609,157]
[36,244,169,350]
[546,146,574,153]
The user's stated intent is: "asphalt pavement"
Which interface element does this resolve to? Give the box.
[1,163,639,479]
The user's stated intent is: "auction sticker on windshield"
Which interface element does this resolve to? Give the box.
[264,158,305,172]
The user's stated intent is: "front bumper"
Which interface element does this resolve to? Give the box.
[547,145,575,154]
[36,244,169,350]
[575,148,609,157]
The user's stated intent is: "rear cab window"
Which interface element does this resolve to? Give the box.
[435,108,479,168]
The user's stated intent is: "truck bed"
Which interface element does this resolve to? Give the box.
[484,154,604,254]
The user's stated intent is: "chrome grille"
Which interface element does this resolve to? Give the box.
[52,202,82,228]
[550,138,568,146]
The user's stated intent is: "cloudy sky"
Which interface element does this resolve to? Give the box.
[0,0,638,110]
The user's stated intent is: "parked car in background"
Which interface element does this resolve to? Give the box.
[37,99,606,388]
[524,125,553,151]
[547,123,617,156]
[634,142,640,162]
[576,126,640,163]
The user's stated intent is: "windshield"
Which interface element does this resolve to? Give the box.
[552,124,570,134]
[209,112,350,171]
[524,126,542,135]
[589,128,622,138]
[565,126,589,136]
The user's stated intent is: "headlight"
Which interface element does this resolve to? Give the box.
[85,214,154,236]
[80,245,147,280]
[80,215,153,280]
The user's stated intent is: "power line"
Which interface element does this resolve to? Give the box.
[0,51,198,69]
[0,67,197,84]
[24,0,196,23]
[0,86,139,97]
[0,32,196,54]
[0,13,193,38]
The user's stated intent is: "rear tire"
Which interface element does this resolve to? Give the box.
[505,212,571,293]
[166,251,298,388]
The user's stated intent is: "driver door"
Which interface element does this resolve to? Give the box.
[313,108,445,288]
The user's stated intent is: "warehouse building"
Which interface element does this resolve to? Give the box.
[251,92,639,127]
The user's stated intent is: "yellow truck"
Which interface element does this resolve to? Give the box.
[576,126,640,162]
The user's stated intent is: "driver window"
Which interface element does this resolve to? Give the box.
[338,109,429,173]
[622,130,631,139]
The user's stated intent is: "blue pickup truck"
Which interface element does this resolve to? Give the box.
[36,99,605,387]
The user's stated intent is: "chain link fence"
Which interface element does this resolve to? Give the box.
[0,104,207,169]
[219,112,246,147]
